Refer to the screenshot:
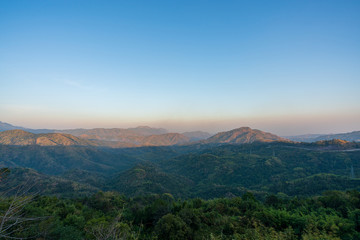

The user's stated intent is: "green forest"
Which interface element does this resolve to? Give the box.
[2,187,360,239]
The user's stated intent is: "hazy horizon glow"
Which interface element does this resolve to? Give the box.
[1,1,360,135]
[2,111,360,136]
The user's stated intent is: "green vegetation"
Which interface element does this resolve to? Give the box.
[0,168,101,197]
[1,141,360,198]
[108,163,193,198]
[156,142,360,198]
[0,145,138,175]
[2,190,360,239]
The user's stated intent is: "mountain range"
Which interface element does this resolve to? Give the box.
[0,122,290,147]
[2,121,358,144]
[0,121,210,146]
[0,129,93,146]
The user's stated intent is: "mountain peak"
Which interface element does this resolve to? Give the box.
[203,127,289,144]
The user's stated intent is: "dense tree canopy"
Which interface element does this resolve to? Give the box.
[0,190,360,239]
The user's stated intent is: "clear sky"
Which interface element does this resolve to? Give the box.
[1,0,359,135]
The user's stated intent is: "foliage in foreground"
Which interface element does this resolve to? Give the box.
[2,190,360,239]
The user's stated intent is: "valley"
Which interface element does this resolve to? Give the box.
[1,122,359,199]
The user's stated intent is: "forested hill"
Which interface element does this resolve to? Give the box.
[202,127,289,144]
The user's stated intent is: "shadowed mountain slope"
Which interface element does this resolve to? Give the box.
[108,163,193,198]
[158,141,360,197]
[0,145,138,175]
[0,168,100,197]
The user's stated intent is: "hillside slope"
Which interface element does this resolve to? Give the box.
[0,168,100,197]
[0,130,93,146]
[108,163,193,198]
[0,145,138,175]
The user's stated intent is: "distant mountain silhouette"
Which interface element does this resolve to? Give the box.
[127,126,168,136]
[0,121,54,134]
[202,127,289,144]
[314,131,360,142]
[140,133,190,146]
[284,134,325,142]
[287,131,360,142]
[0,121,26,131]
[182,131,212,141]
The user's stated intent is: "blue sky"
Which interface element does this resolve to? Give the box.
[1,0,359,135]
